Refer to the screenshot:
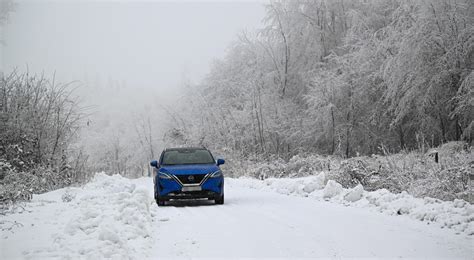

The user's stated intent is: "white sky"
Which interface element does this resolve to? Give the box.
[1,0,266,99]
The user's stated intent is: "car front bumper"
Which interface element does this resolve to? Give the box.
[160,190,222,200]
[156,175,224,199]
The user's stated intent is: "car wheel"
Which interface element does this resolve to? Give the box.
[156,199,165,206]
[215,194,224,205]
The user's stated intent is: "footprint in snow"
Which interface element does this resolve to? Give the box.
[159,217,170,222]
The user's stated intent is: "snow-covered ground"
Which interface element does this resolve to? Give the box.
[235,174,474,236]
[1,174,154,259]
[1,173,472,259]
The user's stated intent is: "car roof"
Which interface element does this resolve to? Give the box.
[164,147,208,152]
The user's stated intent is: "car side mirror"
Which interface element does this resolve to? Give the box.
[216,158,225,166]
[150,160,158,168]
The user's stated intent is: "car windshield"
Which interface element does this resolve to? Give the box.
[161,149,215,165]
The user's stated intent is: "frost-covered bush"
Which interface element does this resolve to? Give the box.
[0,167,72,206]
[0,71,89,207]
[245,155,335,180]
[324,143,472,202]
[233,142,473,202]
[0,171,33,207]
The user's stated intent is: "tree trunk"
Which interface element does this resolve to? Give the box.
[398,124,405,150]
[439,111,446,143]
[331,106,335,154]
[455,118,462,141]
[345,83,353,158]
[345,122,350,158]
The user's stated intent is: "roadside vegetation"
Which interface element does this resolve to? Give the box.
[0,71,90,207]
[227,141,472,202]
[165,0,473,202]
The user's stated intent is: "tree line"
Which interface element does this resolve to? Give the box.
[170,0,473,159]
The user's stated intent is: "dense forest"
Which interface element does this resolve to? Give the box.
[169,0,473,159]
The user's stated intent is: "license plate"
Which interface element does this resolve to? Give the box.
[182,186,202,192]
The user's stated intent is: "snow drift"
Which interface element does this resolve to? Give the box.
[229,173,474,236]
[23,173,154,259]
[2,171,472,259]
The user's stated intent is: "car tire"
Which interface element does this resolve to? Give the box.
[215,194,224,205]
[156,199,165,206]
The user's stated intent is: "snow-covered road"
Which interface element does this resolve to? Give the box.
[153,179,472,258]
[1,174,472,259]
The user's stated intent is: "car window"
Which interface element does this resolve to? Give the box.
[162,149,215,165]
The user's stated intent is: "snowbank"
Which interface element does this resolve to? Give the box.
[237,147,472,203]
[24,173,154,259]
[230,173,474,236]
[322,180,343,198]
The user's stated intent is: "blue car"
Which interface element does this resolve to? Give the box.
[150,147,225,206]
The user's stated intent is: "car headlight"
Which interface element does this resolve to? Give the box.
[158,171,173,179]
[209,170,222,178]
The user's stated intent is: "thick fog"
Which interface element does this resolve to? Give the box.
[2,0,265,100]
[1,0,267,176]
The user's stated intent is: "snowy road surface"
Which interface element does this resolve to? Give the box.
[1,173,472,259]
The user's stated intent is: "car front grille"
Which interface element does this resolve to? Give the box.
[175,174,206,184]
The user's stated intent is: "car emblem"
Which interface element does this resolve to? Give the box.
[188,175,195,181]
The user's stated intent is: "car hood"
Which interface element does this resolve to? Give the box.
[159,164,219,176]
